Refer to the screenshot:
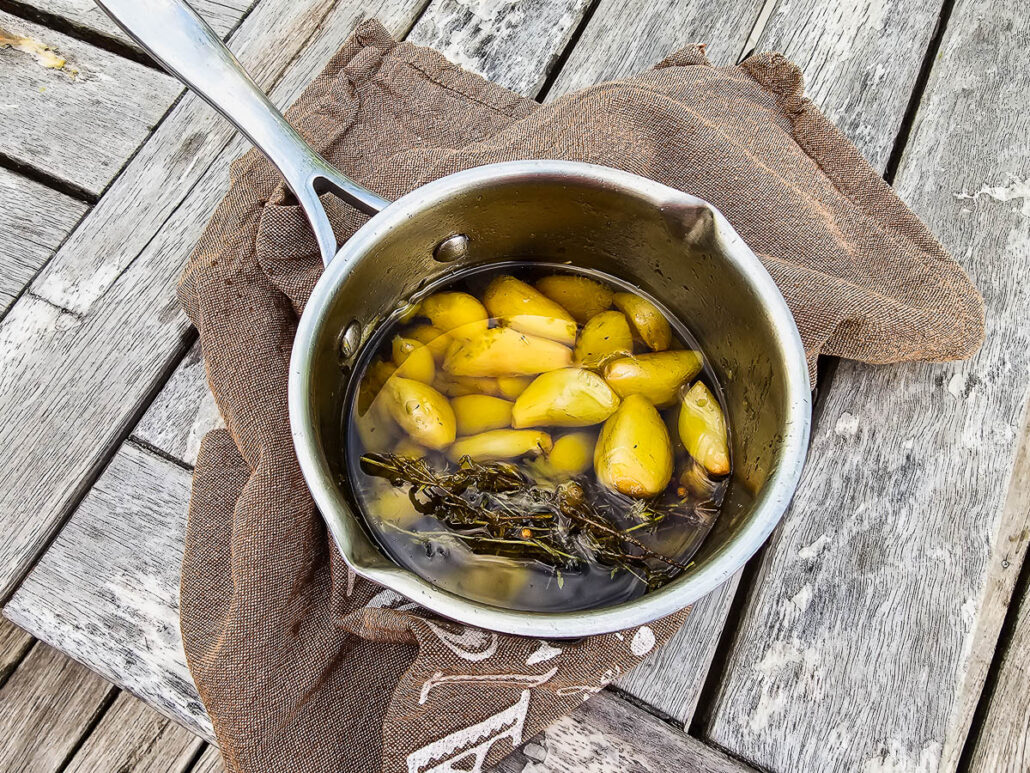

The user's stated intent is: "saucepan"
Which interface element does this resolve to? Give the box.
[99,0,811,638]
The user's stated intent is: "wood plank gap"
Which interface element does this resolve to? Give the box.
[0,327,196,607]
[55,687,123,773]
[128,436,196,473]
[688,545,771,735]
[183,743,217,773]
[956,390,1030,770]
[533,0,603,102]
[734,0,778,63]
[397,0,438,40]
[0,151,98,205]
[0,634,35,691]
[882,0,957,184]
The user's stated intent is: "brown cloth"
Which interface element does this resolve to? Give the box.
[177,19,982,773]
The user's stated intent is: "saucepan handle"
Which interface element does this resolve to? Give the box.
[96,0,390,266]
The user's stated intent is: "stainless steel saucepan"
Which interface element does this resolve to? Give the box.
[99,0,811,638]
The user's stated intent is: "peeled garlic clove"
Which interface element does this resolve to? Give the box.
[393,436,426,459]
[434,373,502,397]
[595,394,673,497]
[355,399,397,453]
[574,310,633,368]
[678,381,730,476]
[496,375,532,400]
[443,326,573,377]
[512,368,620,428]
[405,324,452,363]
[392,336,436,383]
[447,429,552,462]
[420,291,489,339]
[544,431,595,476]
[534,274,613,324]
[613,292,671,351]
[382,376,456,450]
[367,482,421,528]
[451,394,514,436]
[483,275,577,344]
[603,350,703,407]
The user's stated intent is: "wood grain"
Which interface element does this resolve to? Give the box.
[0,617,33,687]
[408,0,592,96]
[545,0,765,99]
[18,0,253,48]
[64,690,204,773]
[4,442,214,738]
[0,0,429,602]
[0,10,181,197]
[753,0,946,172]
[0,167,86,315]
[494,692,754,773]
[133,342,223,466]
[0,641,116,770]
[707,0,1030,770]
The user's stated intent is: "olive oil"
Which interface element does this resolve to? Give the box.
[343,263,730,612]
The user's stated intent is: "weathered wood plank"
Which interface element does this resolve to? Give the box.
[545,0,765,99]
[64,690,204,773]
[0,641,116,770]
[0,167,86,315]
[494,692,754,773]
[4,442,214,738]
[0,0,430,601]
[133,342,223,466]
[753,0,946,172]
[192,744,226,773]
[707,0,1030,770]
[0,10,180,197]
[0,617,33,687]
[18,0,253,48]
[408,0,592,96]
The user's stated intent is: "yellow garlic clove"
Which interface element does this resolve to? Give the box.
[392,436,426,459]
[382,376,456,450]
[603,350,703,407]
[534,274,613,324]
[367,481,421,528]
[512,368,620,428]
[678,381,730,476]
[447,429,552,463]
[483,275,577,345]
[595,394,673,497]
[495,375,533,400]
[420,291,489,339]
[434,373,503,398]
[443,326,573,377]
[574,310,633,368]
[392,336,436,383]
[404,324,452,363]
[541,431,595,477]
[613,292,672,351]
[451,394,514,436]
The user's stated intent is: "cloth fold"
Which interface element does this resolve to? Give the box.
[177,18,982,773]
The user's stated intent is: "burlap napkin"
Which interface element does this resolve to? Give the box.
[177,19,982,773]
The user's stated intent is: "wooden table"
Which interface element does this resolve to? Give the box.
[1,0,1028,770]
